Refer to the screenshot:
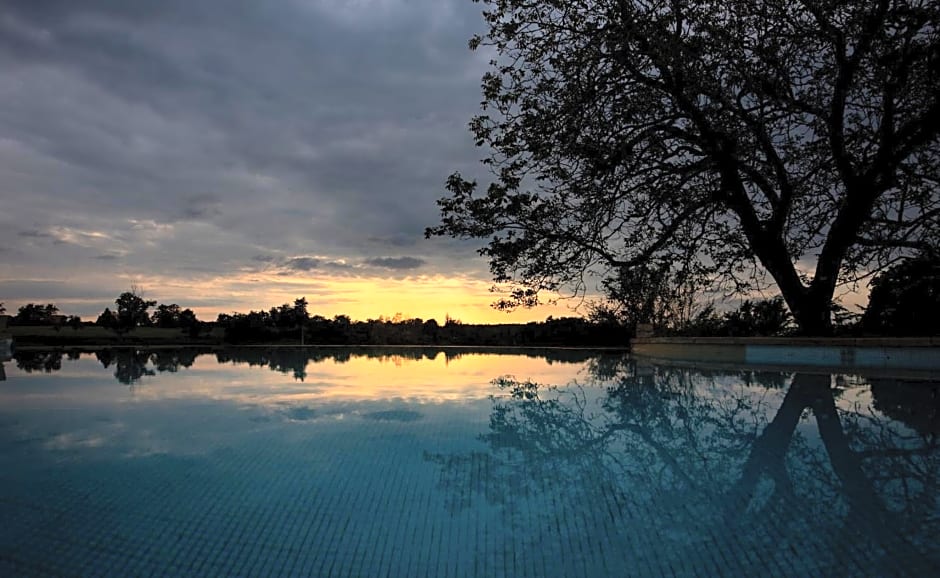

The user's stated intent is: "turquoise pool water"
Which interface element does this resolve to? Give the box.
[0,348,937,577]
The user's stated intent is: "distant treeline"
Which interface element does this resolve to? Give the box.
[216,310,627,346]
[1,295,630,347]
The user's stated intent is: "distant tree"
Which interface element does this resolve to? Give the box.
[722,297,793,337]
[862,254,940,336]
[66,315,82,330]
[588,260,703,333]
[13,303,59,325]
[294,297,309,322]
[96,308,118,329]
[178,308,199,328]
[428,0,940,335]
[830,302,863,336]
[151,303,183,328]
[675,305,726,337]
[0,302,5,315]
[422,318,440,343]
[115,290,157,329]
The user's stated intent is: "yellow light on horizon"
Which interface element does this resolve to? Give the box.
[161,271,583,324]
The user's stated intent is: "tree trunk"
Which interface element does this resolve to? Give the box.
[738,221,836,335]
[789,293,834,336]
[759,249,834,336]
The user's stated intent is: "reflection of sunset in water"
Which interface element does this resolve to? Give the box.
[167,350,596,405]
[0,350,602,409]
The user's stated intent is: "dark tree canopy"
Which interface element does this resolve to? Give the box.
[152,303,183,328]
[13,303,59,325]
[115,291,157,329]
[428,0,940,334]
[96,308,118,328]
[862,253,940,335]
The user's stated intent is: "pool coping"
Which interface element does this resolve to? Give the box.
[630,337,940,374]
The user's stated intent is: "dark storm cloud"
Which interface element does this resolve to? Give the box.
[283,256,353,272]
[284,257,322,272]
[0,0,491,290]
[364,257,426,270]
[180,194,223,220]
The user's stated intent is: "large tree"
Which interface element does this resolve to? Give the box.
[428,0,940,334]
[115,290,157,330]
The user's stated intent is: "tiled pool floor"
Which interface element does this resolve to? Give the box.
[0,349,937,576]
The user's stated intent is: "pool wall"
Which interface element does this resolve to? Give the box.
[630,337,940,371]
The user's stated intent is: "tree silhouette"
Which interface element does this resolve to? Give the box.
[13,303,59,325]
[429,1,940,334]
[862,253,940,335]
[115,290,157,330]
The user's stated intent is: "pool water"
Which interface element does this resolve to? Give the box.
[0,348,938,577]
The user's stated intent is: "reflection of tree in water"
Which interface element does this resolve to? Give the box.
[427,362,940,575]
[219,348,314,381]
[149,349,199,373]
[14,351,63,373]
[213,346,603,378]
[12,346,606,385]
[96,350,155,386]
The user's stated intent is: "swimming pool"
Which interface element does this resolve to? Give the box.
[1,348,937,576]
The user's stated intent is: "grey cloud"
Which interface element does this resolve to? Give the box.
[367,235,418,248]
[283,257,353,272]
[93,254,120,261]
[364,257,425,270]
[0,0,495,304]
[0,280,117,302]
[17,229,53,238]
[284,257,322,271]
[180,194,223,220]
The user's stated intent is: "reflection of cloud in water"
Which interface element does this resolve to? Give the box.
[361,409,423,422]
[281,406,317,421]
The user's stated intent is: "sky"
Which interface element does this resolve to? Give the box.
[0,0,582,323]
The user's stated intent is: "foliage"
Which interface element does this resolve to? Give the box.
[96,308,118,328]
[12,303,59,325]
[115,290,157,329]
[674,304,727,337]
[152,304,183,328]
[862,253,940,335]
[428,0,940,335]
[722,297,793,337]
[669,297,792,337]
[151,304,200,329]
[588,259,704,332]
